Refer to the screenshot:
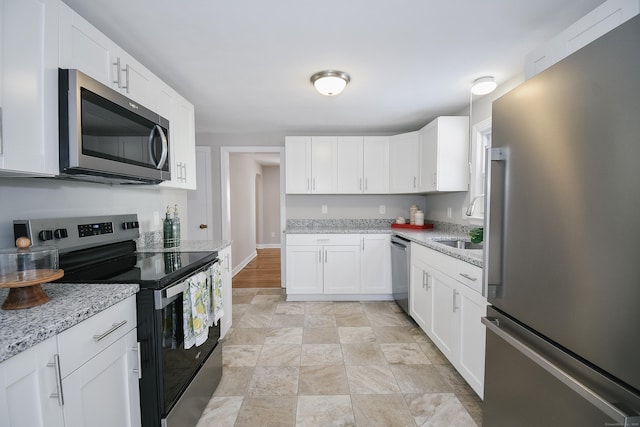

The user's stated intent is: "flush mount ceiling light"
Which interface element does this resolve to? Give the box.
[471,76,497,95]
[310,70,351,96]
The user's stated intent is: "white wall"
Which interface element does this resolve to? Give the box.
[196,132,284,241]
[423,73,525,224]
[261,165,281,246]
[0,178,187,248]
[229,153,263,270]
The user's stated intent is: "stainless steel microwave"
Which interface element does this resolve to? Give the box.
[59,69,171,184]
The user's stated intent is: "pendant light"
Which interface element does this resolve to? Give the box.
[310,70,351,96]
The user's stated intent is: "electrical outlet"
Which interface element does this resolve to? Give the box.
[153,211,160,226]
[447,207,452,219]
[271,232,276,238]
[321,204,328,214]
[379,205,386,214]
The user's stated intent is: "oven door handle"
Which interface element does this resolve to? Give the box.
[154,258,220,309]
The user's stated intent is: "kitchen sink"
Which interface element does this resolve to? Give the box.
[434,239,483,250]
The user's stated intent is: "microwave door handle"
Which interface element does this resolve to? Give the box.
[148,125,168,169]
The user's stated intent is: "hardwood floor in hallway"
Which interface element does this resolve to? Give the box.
[233,248,282,288]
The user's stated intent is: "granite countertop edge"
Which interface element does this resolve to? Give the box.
[285,227,483,267]
[0,283,139,364]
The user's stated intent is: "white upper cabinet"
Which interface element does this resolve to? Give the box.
[58,2,114,88]
[389,131,420,193]
[362,136,390,193]
[285,136,312,193]
[162,92,196,189]
[418,116,469,193]
[285,136,337,194]
[110,47,155,110]
[0,0,59,176]
[311,136,338,193]
[525,0,640,78]
[337,136,363,193]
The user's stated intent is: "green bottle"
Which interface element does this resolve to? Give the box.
[163,205,174,248]
[172,204,181,247]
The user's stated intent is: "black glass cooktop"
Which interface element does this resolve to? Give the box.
[59,242,218,290]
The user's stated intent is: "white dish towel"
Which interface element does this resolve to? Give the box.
[183,261,225,350]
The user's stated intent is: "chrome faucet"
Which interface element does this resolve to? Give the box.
[465,194,485,216]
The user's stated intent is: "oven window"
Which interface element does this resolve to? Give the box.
[80,88,169,172]
[161,292,220,413]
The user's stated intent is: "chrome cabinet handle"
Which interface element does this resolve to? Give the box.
[452,290,459,312]
[426,273,431,291]
[361,238,365,251]
[422,271,427,288]
[413,176,416,189]
[482,317,640,426]
[122,63,130,93]
[307,178,310,191]
[112,57,122,88]
[318,249,322,263]
[225,254,230,272]
[132,342,142,379]
[459,273,478,282]
[312,178,316,191]
[93,320,127,342]
[47,354,64,406]
[359,178,362,191]
[324,249,328,263]
[364,178,368,191]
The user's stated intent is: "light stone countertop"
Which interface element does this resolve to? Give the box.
[285,223,482,267]
[0,283,139,363]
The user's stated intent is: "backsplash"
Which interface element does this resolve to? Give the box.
[286,218,479,235]
[136,231,163,249]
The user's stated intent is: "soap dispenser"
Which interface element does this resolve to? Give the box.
[163,205,174,248]
[172,204,181,247]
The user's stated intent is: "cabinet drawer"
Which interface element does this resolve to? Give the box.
[287,234,360,246]
[411,243,483,293]
[57,296,136,378]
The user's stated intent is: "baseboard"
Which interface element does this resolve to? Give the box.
[232,250,257,277]
[285,294,395,302]
[256,244,281,249]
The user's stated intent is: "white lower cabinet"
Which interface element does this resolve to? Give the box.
[361,234,391,294]
[61,328,140,427]
[286,234,360,296]
[0,336,64,427]
[410,243,487,398]
[219,245,233,339]
[0,296,141,427]
[286,233,391,299]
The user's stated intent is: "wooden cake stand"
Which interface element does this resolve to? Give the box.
[0,237,64,310]
[0,269,64,310]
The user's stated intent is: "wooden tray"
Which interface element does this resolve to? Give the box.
[391,223,434,230]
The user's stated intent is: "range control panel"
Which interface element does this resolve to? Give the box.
[13,214,140,253]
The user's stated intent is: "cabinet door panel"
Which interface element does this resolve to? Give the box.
[219,246,233,338]
[457,287,487,398]
[323,246,360,294]
[363,136,390,193]
[410,263,430,331]
[311,136,338,193]
[0,336,64,427]
[285,137,311,194]
[361,235,391,294]
[62,329,140,427]
[389,132,419,193]
[337,136,363,193]
[430,269,456,359]
[286,245,323,294]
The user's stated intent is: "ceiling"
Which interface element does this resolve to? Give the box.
[61,0,604,136]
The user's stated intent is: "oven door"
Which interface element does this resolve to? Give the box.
[137,260,222,427]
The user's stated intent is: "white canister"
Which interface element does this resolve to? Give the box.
[409,205,418,225]
[415,210,424,226]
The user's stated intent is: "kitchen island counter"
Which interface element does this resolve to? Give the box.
[0,282,138,363]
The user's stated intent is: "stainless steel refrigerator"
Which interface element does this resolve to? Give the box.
[482,15,640,426]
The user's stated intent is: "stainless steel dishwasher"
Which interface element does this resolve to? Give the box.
[390,235,411,315]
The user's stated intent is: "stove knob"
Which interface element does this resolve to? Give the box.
[38,230,53,242]
[54,228,68,239]
[122,221,139,230]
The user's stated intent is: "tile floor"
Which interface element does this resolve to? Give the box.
[196,288,483,427]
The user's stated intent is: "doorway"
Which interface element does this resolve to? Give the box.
[220,147,286,286]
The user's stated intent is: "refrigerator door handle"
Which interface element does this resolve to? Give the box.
[484,147,508,298]
[482,317,640,426]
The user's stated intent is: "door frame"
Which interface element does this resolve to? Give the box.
[220,146,286,286]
